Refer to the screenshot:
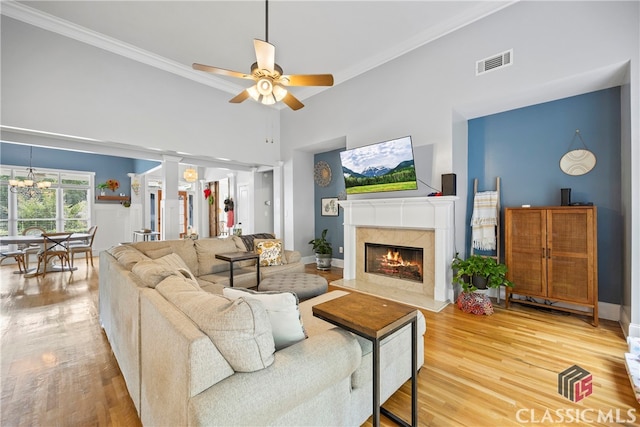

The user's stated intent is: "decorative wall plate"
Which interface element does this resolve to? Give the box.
[313,161,332,187]
[560,149,597,176]
[560,129,597,176]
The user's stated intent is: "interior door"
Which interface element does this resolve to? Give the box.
[157,190,188,237]
[207,181,219,237]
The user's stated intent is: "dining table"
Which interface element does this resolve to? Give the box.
[0,232,92,277]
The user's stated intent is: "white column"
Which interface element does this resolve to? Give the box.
[161,155,181,240]
[272,161,284,245]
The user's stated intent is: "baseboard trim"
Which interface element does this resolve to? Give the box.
[302,256,344,269]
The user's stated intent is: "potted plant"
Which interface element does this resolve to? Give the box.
[452,254,513,293]
[451,254,514,315]
[96,182,109,196]
[308,228,333,270]
[97,179,120,196]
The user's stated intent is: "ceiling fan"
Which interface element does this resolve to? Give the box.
[192,1,333,111]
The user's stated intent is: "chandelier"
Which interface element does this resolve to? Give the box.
[9,147,51,199]
[183,167,198,183]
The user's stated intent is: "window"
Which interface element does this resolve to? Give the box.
[1,166,94,235]
[61,172,91,232]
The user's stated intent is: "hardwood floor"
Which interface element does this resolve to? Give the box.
[1,261,636,426]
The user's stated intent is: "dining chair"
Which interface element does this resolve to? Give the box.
[37,232,72,277]
[0,245,26,273]
[69,226,98,268]
[21,226,47,269]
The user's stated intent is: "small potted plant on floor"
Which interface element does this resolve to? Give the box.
[309,228,333,271]
[451,254,513,315]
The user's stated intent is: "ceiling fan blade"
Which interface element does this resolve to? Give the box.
[281,74,334,87]
[282,92,304,111]
[229,90,250,104]
[254,39,275,73]
[193,63,252,80]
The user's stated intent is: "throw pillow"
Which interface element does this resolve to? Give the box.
[132,253,193,288]
[157,280,275,372]
[223,287,306,350]
[254,239,284,266]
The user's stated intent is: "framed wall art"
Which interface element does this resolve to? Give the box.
[321,197,339,216]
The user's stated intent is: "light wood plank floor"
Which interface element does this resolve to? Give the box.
[1,260,636,426]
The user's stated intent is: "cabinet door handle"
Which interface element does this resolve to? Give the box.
[547,248,551,259]
[542,247,546,258]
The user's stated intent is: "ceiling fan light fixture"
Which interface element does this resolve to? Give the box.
[272,84,287,102]
[257,78,273,96]
[261,94,276,105]
[247,84,260,101]
[192,0,333,111]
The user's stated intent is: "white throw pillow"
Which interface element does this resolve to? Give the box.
[223,287,306,350]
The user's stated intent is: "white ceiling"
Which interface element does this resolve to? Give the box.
[5,1,514,103]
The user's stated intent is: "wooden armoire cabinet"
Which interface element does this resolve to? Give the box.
[504,206,598,326]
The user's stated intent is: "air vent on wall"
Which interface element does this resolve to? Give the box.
[476,49,513,76]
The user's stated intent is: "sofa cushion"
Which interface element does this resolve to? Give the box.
[157,279,275,372]
[131,240,199,275]
[195,238,239,274]
[254,239,284,266]
[223,287,306,350]
[132,253,194,289]
[145,246,174,260]
[108,244,150,270]
[284,250,301,264]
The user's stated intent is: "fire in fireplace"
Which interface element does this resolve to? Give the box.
[365,243,423,283]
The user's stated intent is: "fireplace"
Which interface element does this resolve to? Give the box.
[365,243,423,283]
[356,227,434,296]
[339,197,457,304]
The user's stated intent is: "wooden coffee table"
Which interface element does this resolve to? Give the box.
[215,252,260,287]
[312,292,418,427]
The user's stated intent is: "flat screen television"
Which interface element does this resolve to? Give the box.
[340,135,417,195]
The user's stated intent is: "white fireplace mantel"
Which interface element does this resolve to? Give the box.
[339,197,458,303]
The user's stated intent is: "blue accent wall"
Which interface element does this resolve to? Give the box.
[313,148,346,260]
[0,142,160,198]
[468,87,622,304]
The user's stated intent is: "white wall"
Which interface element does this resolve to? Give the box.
[280,1,639,323]
[0,15,280,168]
[253,170,274,234]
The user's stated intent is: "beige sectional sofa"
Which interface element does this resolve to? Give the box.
[99,235,426,426]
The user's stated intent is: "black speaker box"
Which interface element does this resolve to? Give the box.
[441,173,456,196]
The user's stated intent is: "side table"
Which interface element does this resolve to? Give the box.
[133,230,160,241]
[312,292,418,427]
[215,252,260,288]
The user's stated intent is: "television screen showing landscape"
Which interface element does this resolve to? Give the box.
[340,136,418,194]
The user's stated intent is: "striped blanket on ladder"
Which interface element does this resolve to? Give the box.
[471,191,498,251]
